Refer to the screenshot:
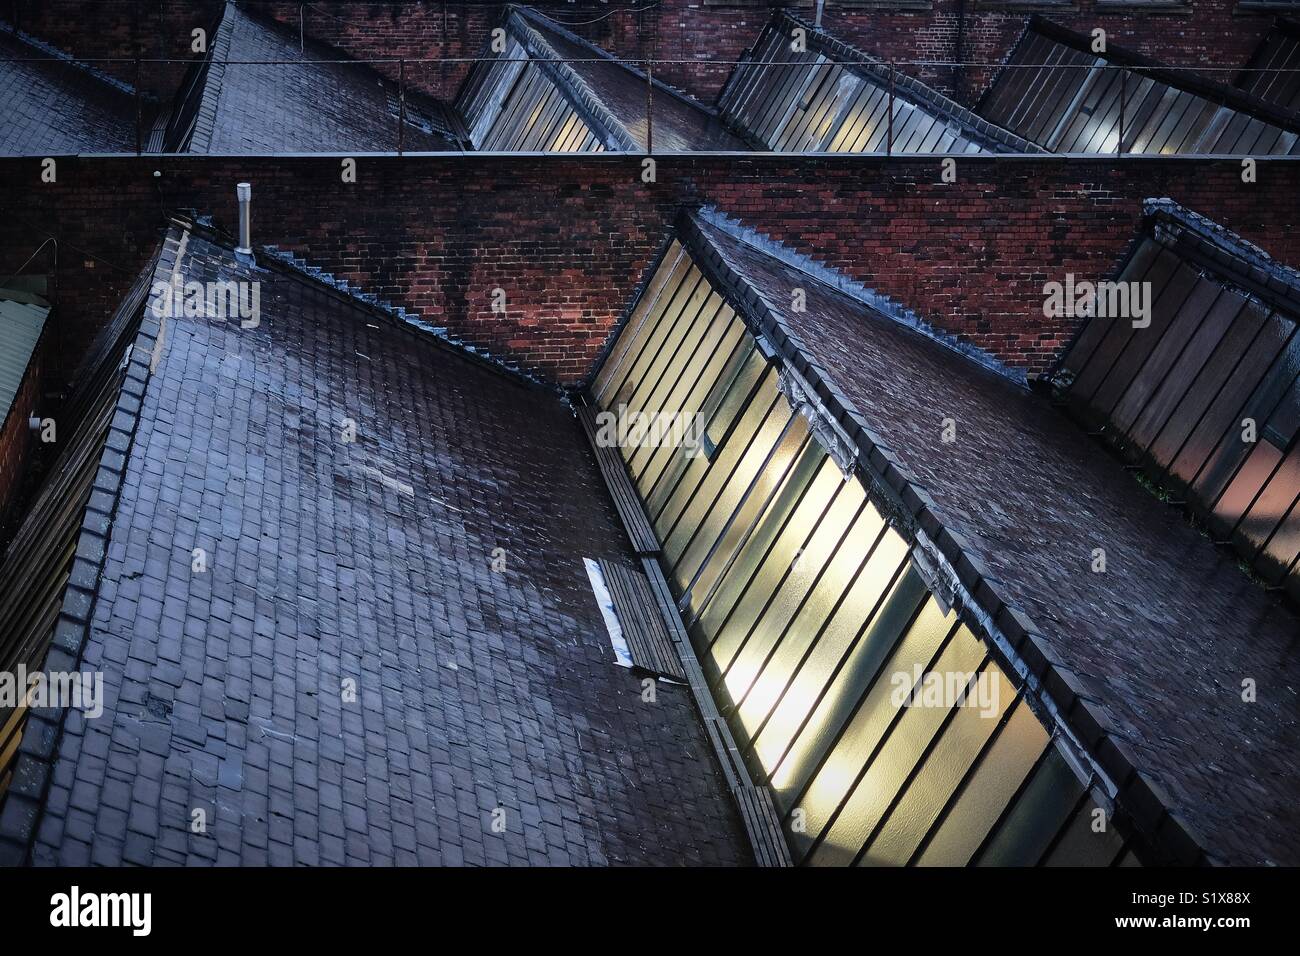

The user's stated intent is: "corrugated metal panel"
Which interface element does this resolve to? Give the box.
[718,11,1038,154]
[591,221,1129,866]
[1237,19,1300,115]
[1056,203,1300,600]
[981,18,1300,155]
[0,293,49,428]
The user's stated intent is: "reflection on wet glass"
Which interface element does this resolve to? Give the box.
[684,435,821,627]
[672,411,809,591]
[725,502,883,711]
[859,666,1015,866]
[777,598,955,860]
[749,542,915,777]
[805,628,985,866]
[976,744,1082,866]
[709,475,864,676]
[914,696,1048,866]
[735,510,896,746]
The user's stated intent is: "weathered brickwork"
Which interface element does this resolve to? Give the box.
[2,155,1296,388]
[8,0,1280,105]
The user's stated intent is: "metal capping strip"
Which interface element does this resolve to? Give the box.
[0,227,181,865]
[575,405,660,555]
[184,0,234,154]
[673,210,1206,866]
[773,10,1045,154]
[506,10,640,152]
[638,556,793,868]
[572,396,791,866]
[1143,198,1300,314]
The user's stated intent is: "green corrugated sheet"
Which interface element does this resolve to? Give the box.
[0,290,50,427]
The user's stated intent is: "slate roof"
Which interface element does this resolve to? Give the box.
[0,27,148,155]
[171,2,461,153]
[679,208,1300,866]
[3,219,750,866]
[460,5,748,152]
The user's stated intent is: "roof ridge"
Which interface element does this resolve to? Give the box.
[184,1,235,153]
[693,205,1025,384]
[771,10,1043,154]
[511,4,728,119]
[163,210,553,390]
[0,20,144,98]
[1144,197,1300,307]
[254,246,555,392]
[505,7,639,151]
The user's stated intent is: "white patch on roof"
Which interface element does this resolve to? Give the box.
[584,557,633,668]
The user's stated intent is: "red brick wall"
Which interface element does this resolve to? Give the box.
[255,1,496,101]
[9,1,1278,106]
[578,0,1276,104]
[4,0,223,98]
[2,156,1296,387]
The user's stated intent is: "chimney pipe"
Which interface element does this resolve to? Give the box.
[235,182,253,256]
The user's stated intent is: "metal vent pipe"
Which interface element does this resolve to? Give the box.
[235,182,253,255]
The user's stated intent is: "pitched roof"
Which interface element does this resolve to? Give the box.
[1237,17,1300,115]
[1055,199,1300,603]
[457,5,747,152]
[169,2,461,154]
[678,207,1300,866]
[718,11,1041,154]
[0,27,149,155]
[0,219,750,866]
[980,17,1300,155]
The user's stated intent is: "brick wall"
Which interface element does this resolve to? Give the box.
[2,155,1296,387]
[9,1,1279,107]
[255,1,496,101]
[3,0,223,98]
[577,0,1276,104]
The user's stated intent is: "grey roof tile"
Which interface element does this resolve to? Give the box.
[178,2,460,154]
[685,208,1300,867]
[26,223,749,867]
[0,27,145,154]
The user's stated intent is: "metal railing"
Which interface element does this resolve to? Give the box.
[2,51,1299,156]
